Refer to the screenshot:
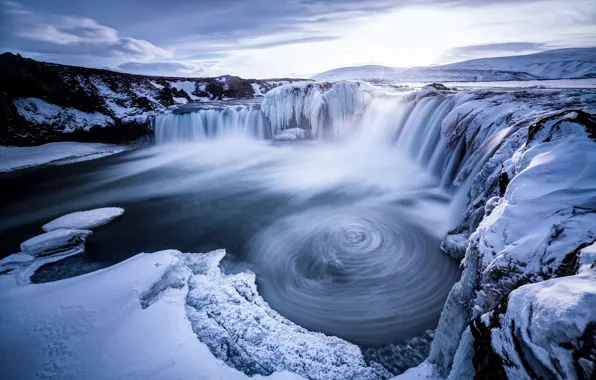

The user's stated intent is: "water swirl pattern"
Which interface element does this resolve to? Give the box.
[251,203,461,347]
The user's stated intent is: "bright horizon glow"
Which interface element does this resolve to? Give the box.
[1,0,595,78]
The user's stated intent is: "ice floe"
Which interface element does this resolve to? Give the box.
[42,208,124,232]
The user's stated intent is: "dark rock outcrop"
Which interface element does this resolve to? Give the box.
[0,52,307,146]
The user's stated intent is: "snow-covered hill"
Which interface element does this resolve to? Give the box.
[313,48,596,83]
[0,53,309,146]
[442,48,596,79]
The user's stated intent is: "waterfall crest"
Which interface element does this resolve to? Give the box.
[152,82,516,214]
[154,105,271,144]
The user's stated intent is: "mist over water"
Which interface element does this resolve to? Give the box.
[0,92,470,346]
[1,134,461,346]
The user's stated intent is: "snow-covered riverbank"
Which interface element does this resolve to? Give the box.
[0,142,131,172]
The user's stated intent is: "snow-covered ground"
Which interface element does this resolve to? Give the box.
[313,48,596,83]
[14,98,115,132]
[0,142,130,172]
[0,206,389,380]
[0,249,304,380]
[408,78,596,90]
[442,48,596,79]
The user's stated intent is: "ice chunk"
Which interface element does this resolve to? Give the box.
[273,128,309,140]
[20,229,92,257]
[42,208,124,232]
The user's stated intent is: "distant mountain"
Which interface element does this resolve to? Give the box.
[312,48,596,83]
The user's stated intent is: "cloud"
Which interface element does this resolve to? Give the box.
[1,1,170,60]
[116,61,206,77]
[437,42,549,63]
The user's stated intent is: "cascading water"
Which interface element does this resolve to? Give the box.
[154,104,271,143]
[352,93,455,184]
[153,82,514,232]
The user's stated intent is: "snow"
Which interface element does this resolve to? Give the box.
[425,106,596,377]
[579,242,596,273]
[0,142,130,172]
[0,250,297,380]
[312,65,537,83]
[393,361,441,380]
[169,81,200,100]
[487,270,596,379]
[252,82,265,96]
[273,128,309,140]
[443,47,596,79]
[0,246,389,379]
[148,81,164,89]
[438,78,596,89]
[20,229,92,257]
[13,97,114,132]
[42,208,125,232]
[313,48,596,83]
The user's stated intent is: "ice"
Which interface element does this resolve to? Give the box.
[273,128,308,140]
[261,81,375,138]
[0,142,129,172]
[180,250,390,379]
[154,106,271,143]
[424,109,596,377]
[578,242,596,273]
[0,248,388,380]
[20,229,92,257]
[42,208,124,232]
[479,270,596,379]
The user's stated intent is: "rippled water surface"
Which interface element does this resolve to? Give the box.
[0,137,461,346]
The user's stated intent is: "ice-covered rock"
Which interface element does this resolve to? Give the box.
[19,229,92,257]
[471,269,596,380]
[261,81,375,138]
[42,208,124,232]
[174,250,390,379]
[273,128,309,140]
[424,109,596,377]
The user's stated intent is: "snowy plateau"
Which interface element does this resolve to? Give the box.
[0,49,595,380]
[313,48,596,83]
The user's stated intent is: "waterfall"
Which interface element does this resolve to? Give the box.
[351,93,455,186]
[152,82,515,218]
[154,105,271,144]
[261,81,373,138]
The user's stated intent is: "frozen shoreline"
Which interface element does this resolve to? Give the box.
[0,142,132,172]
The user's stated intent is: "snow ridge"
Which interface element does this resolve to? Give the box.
[313,48,596,83]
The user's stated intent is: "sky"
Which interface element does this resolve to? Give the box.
[1,0,594,78]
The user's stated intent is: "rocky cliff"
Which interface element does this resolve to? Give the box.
[0,53,307,146]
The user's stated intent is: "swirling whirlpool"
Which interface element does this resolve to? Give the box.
[250,204,461,347]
